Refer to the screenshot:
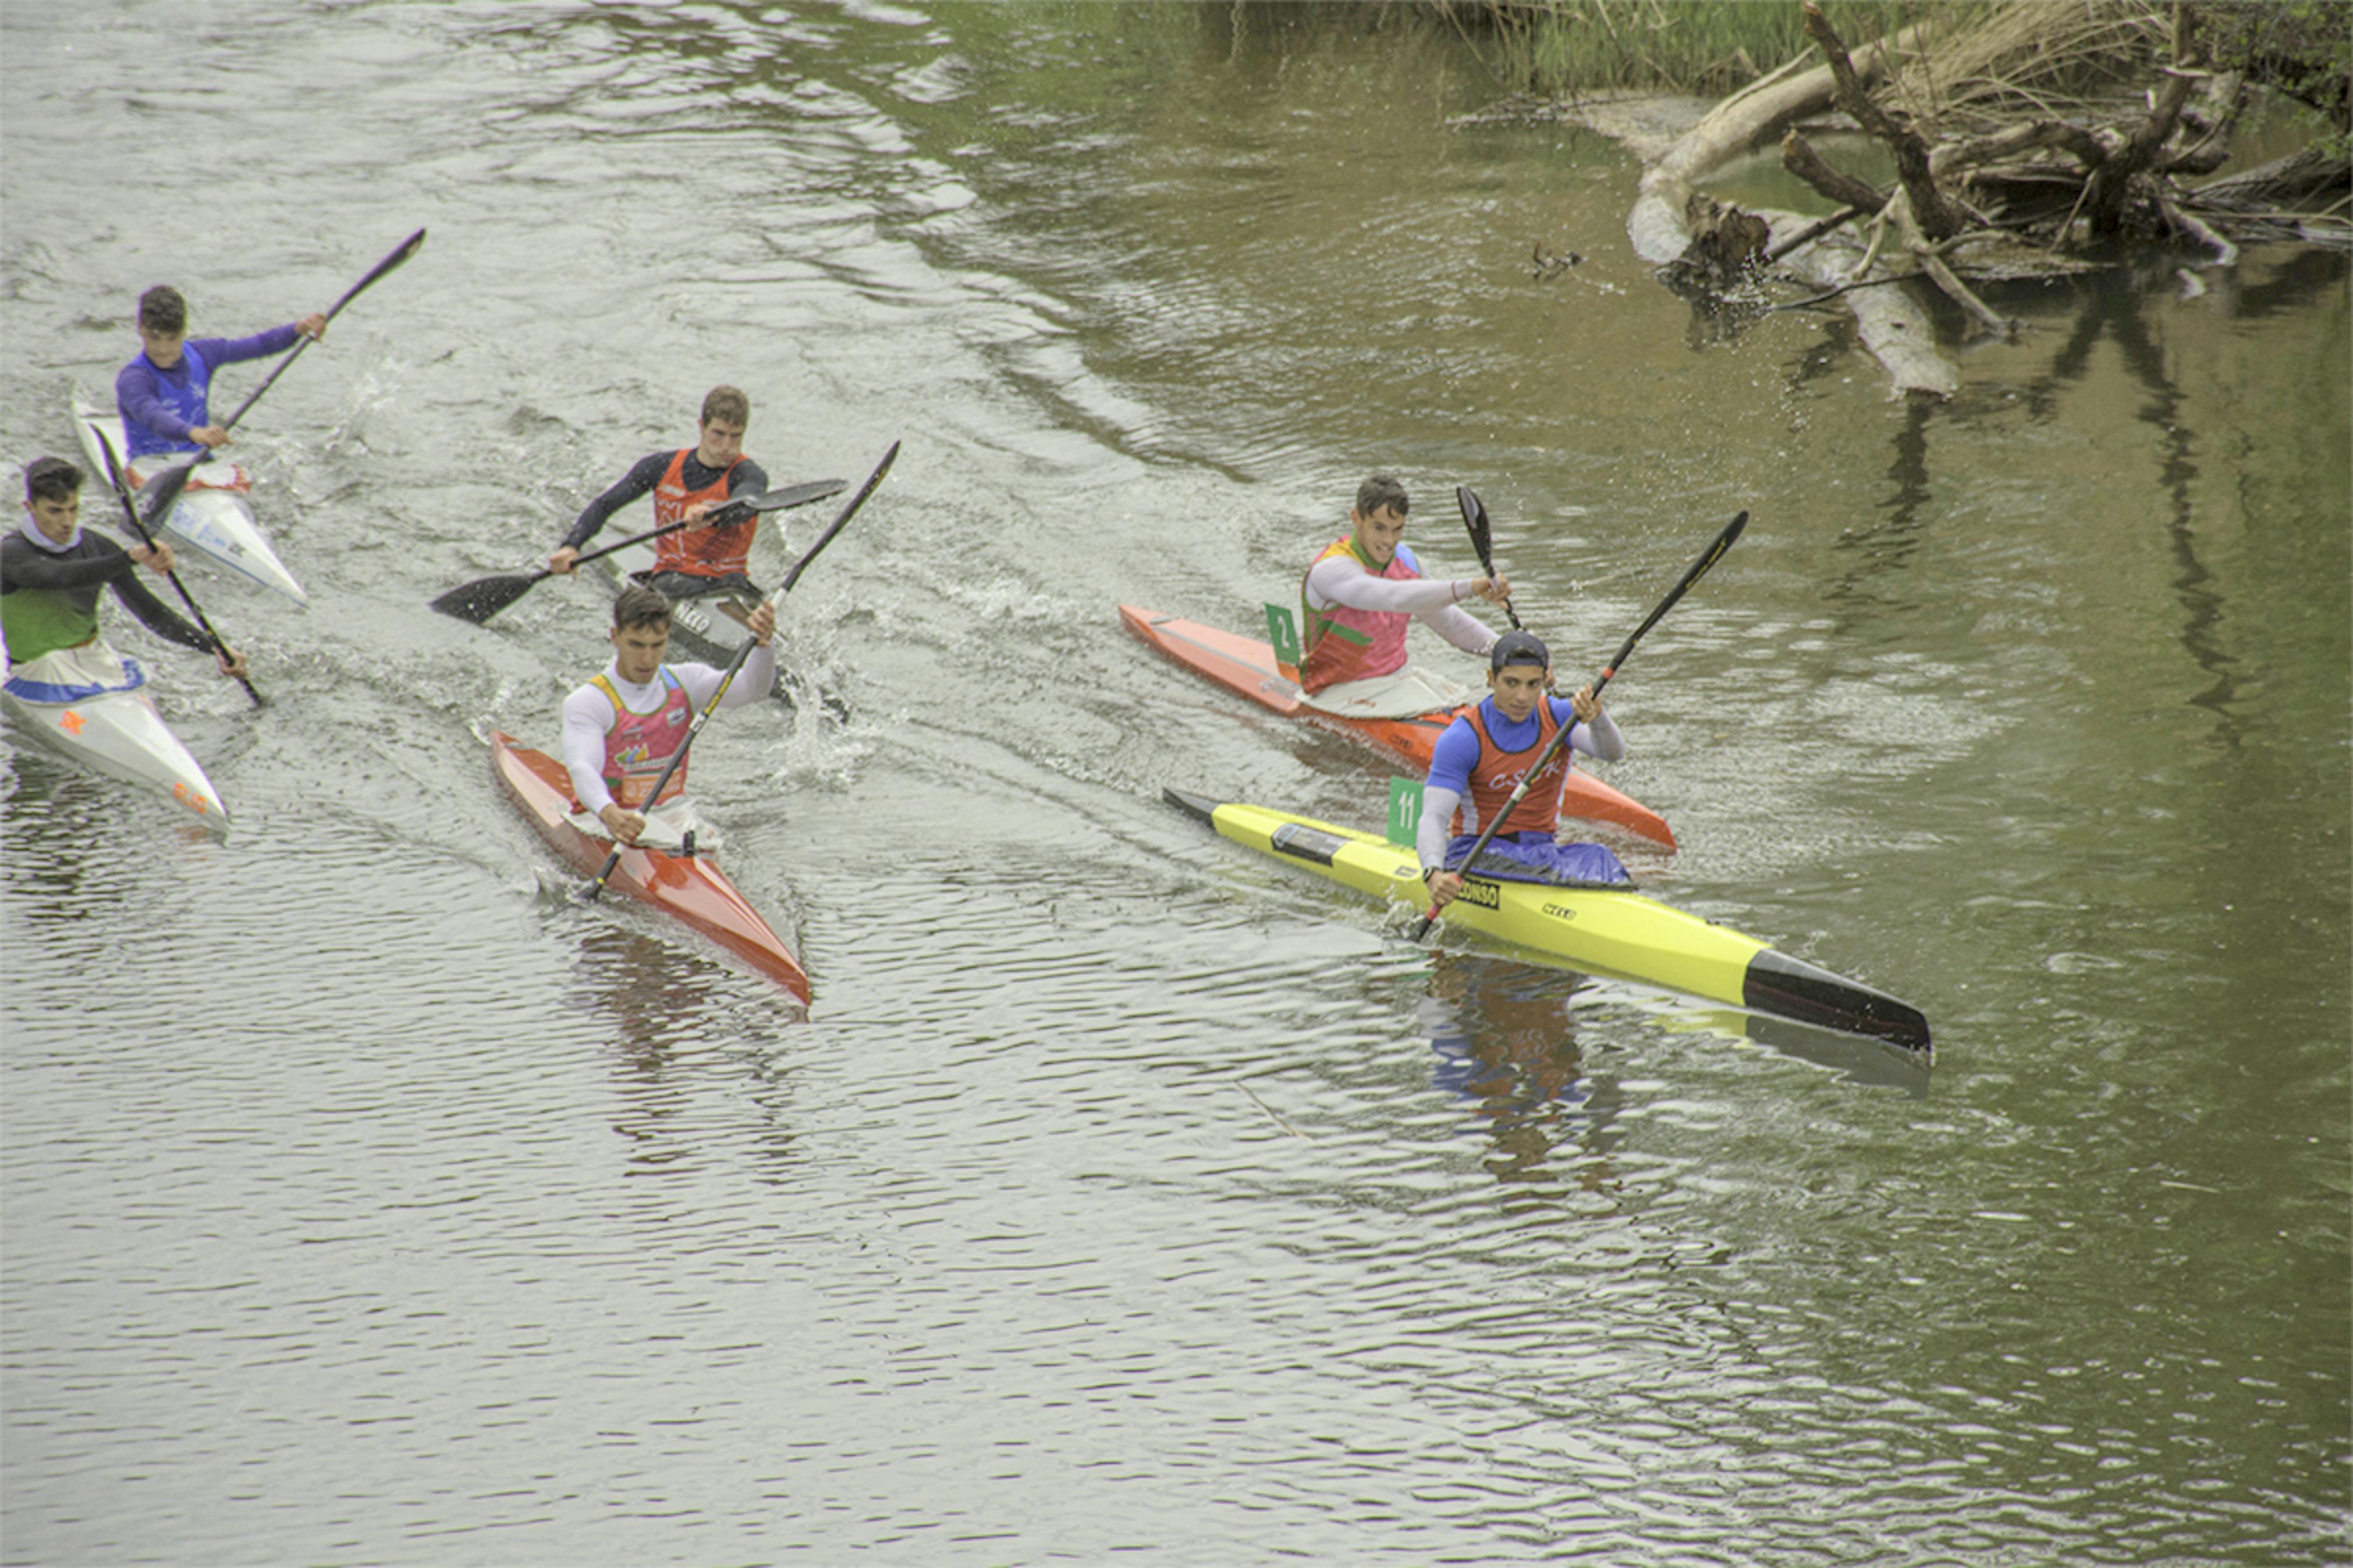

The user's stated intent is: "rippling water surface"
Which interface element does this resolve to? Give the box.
[3,3,2345,1563]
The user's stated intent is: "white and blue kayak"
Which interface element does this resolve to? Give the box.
[72,396,308,606]
[1,642,230,834]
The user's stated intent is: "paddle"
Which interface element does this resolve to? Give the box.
[429,478,849,624]
[209,228,427,438]
[1407,509,1747,942]
[89,426,265,709]
[1456,485,1521,630]
[577,441,898,903]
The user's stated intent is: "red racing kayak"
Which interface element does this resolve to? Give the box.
[489,731,810,1001]
[1120,604,1676,848]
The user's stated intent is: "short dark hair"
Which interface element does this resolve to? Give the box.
[1355,474,1408,518]
[138,285,187,334]
[612,583,673,632]
[701,385,749,428]
[24,456,82,504]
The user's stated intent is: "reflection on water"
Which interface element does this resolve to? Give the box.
[0,2,2343,1563]
[1420,953,1625,1199]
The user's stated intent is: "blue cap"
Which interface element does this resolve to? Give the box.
[1489,630,1550,671]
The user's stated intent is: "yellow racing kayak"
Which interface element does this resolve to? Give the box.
[1166,788,1930,1055]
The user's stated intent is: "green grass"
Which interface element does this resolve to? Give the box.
[1439,1,1994,97]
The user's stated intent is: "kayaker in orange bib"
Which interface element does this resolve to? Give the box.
[559,582,777,847]
[547,385,772,602]
[1298,473,1514,718]
[1417,630,1631,911]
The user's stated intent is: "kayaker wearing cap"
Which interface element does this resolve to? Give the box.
[560,582,778,848]
[1297,473,1513,715]
[116,285,328,460]
[546,386,772,603]
[1418,629,1631,910]
[1,457,249,680]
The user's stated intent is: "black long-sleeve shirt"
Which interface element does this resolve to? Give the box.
[560,450,769,552]
[1,528,212,665]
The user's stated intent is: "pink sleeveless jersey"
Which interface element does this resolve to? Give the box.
[1298,535,1415,693]
[591,667,693,808]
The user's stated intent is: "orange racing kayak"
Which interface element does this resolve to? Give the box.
[489,731,809,1001]
[1119,603,1676,848]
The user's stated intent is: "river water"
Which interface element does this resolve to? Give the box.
[2,3,2345,1564]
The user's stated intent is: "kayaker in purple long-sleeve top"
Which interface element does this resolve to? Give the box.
[114,285,327,461]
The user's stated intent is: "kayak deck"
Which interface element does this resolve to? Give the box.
[1165,787,1929,1054]
[489,731,808,1001]
[1121,603,1676,848]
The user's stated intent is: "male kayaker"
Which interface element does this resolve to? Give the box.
[1299,473,1514,716]
[546,386,772,602]
[1418,630,1631,911]
[560,583,776,848]
[1,457,249,681]
[116,286,328,460]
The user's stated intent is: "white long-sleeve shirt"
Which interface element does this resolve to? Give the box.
[1303,546,1498,659]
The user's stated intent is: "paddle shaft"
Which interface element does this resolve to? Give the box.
[90,428,264,708]
[1456,485,1520,630]
[556,478,847,576]
[211,228,426,438]
[429,479,849,623]
[1407,509,1748,941]
[580,442,899,901]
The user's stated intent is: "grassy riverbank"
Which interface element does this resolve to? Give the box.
[1430,0,1992,95]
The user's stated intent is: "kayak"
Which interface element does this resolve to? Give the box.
[1121,603,1677,848]
[1165,787,1929,1054]
[488,730,809,1001]
[1,642,230,834]
[72,396,309,606]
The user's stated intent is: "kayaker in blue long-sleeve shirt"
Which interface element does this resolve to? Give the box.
[114,285,326,460]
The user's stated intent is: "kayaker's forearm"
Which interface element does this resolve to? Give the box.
[1417,784,1463,869]
[1308,559,1479,617]
[1574,707,1625,762]
[115,365,193,444]
[113,575,212,653]
[1425,602,1498,656]
[716,642,777,707]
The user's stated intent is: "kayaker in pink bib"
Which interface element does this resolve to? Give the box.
[1299,473,1513,699]
[559,582,778,847]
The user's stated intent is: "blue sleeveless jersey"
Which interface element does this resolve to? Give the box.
[123,343,215,459]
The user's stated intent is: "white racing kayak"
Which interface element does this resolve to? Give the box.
[1,642,231,834]
[71,395,308,606]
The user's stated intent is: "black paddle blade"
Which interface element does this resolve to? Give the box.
[136,462,198,536]
[1454,483,1520,629]
[430,570,545,624]
[338,228,428,314]
[1457,485,1496,574]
